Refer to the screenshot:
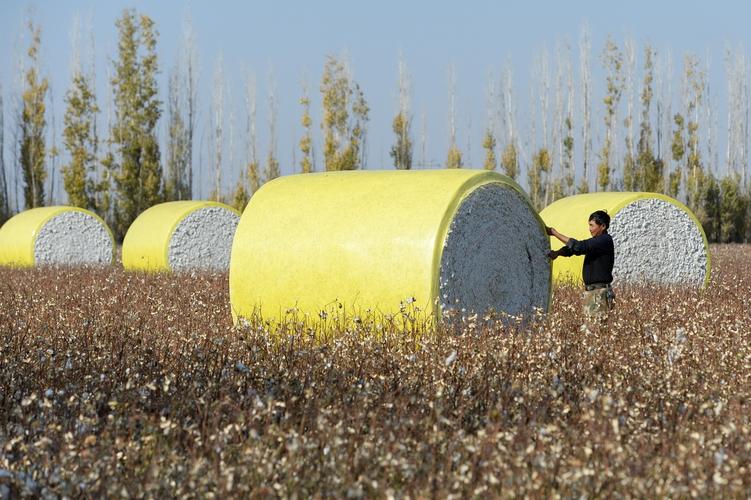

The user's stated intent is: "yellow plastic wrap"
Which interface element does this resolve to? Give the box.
[122,200,240,272]
[0,206,114,267]
[229,169,550,324]
[540,192,711,286]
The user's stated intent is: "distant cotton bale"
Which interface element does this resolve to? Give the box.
[230,169,552,326]
[0,206,113,268]
[122,201,241,273]
[540,192,710,286]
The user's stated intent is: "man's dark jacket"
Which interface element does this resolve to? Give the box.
[557,233,614,285]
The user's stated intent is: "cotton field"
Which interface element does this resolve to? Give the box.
[0,246,749,497]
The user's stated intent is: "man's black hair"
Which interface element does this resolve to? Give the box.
[589,210,610,230]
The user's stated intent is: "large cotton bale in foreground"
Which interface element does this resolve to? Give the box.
[230,170,552,325]
[0,206,113,267]
[122,201,241,272]
[540,192,710,286]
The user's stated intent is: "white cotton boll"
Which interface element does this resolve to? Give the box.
[444,350,457,366]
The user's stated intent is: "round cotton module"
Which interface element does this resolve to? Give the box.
[0,206,114,268]
[540,192,710,287]
[229,169,552,326]
[122,201,241,273]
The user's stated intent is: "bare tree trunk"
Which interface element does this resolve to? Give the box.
[731,48,751,187]
[104,62,115,222]
[87,14,104,211]
[297,75,315,174]
[566,42,575,194]
[657,47,674,190]
[448,64,457,150]
[624,37,636,183]
[502,57,519,160]
[465,110,472,166]
[733,49,751,187]
[744,54,749,189]
[48,85,57,204]
[12,22,24,212]
[88,14,98,159]
[556,43,564,171]
[166,65,179,199]
[527,62,536,179]
[420,111,427,167]
[212,55,224,200]
[0,81,7,218]
[704,51,717,177]
[264,68,280,181]
[536,47,551,203]
[182,12,198,199]
[499,62,508,149]
[725,46,735,178]
[553,40,564,198]
[654,48,663,163]
[484,69,498,170]
[538,48,550,150]
[609,43,623,190]
[245,71,257,173]
[12,106,20,212]
[397,51,412,169]
[198,128,206,198]
[398,51,411,126]
[579,24,592,191]
[228,88,236,192]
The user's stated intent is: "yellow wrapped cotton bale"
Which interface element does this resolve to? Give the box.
[540,192,710,286]
[0,206,113,267]
[230,169,552,325]
[122,201,241,273]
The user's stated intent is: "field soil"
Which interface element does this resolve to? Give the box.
[1,245,750,497]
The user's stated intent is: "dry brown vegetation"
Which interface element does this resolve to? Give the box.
[1,245,750,497]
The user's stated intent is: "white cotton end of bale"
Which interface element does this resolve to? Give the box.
[610,198,708,285]
[34,210,113,266]
[167,206,240,272]
[439,184,551,320]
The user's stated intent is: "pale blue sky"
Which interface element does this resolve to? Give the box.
[0,1,749,202]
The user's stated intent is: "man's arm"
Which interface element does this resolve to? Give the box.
[564,235,612,256]
[546,226,571,245]
[565,238,592,256]
[547,226,610,256]
[547,246,573,260]
[546,227,574,260]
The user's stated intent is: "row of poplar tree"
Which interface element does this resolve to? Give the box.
[0,10,370,241]
[0,9,750,243]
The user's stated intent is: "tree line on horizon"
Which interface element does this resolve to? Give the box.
[0,9,749,243]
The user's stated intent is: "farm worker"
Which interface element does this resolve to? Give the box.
[546,210,615,319]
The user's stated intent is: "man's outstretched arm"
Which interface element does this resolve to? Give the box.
[546,226,571,245]
[547,246,574,260]
[547,226,600,256]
